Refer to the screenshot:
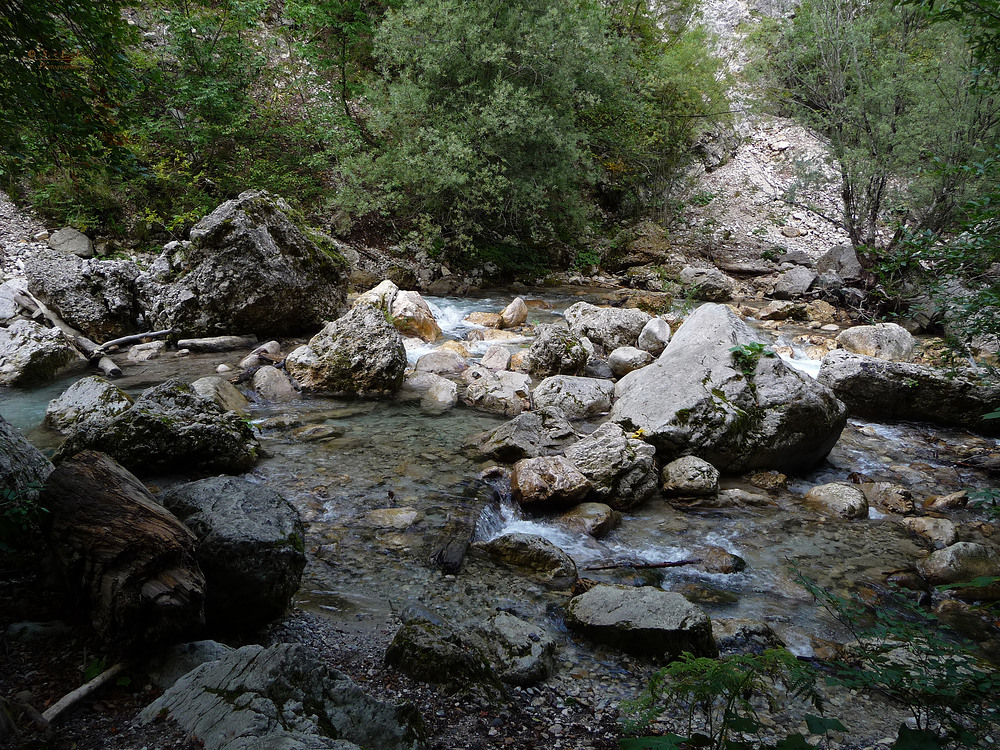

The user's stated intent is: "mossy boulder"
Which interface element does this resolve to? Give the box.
[44,375,134,433]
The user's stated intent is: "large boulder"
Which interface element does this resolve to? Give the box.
[531,375,615,421]
[479,532,578,589]
[475,611,556,686]
[563,302,651,354]
[563,423,657,511]
[24,250,140,340]
[141,642,424,750]
[660,455,720,497]
[510,456,592,510]
[54,380,260,475]
[564,585,717,659]
[817,244,863,281]
[803,482,869,519]
[48,227,93,258]
[135,191,349,337]
[637,317,672,356]
[817,350,1000,435]
[524,325,587,379]
[0,415,53,509]
[773,266,818,299]
[389,290,441,342]
[464,408,577,462]
[608,346,653,378]
[611,304,847,473]
[461,366,531,416]
[286,305,406,394]
[835,323,915,361]
[679,266,735,302]
[44,376,134,433]
[0,319,82,386]
[917,542,1000,600]
[163,477,306,632]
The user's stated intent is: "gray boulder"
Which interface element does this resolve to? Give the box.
[464,408,577,462]
[917,542,1000,600]
[44,376,134,433]
[679,266,735,302]
[287,305,406,394]
[564,585,717,659]
[192,376,251,414]
[661,455,719,497]
[141,643,424,750]
[250,366,299,403]
[773,266,817,299]
[24,250,140,340]
[817,244,863,281]
[500,297,528,328]
[556,502,621,538]
[164,476,306,632]
[564,302,651,354]
[637,318,671,356]
[479,532,578,589]
[836,323,915,361]
[144,640,235,690]
[531,375,615,421]
[712,619,786,656]
[476,612,556,686]
[524,325,587,379]
[0,414,53,509]
[461,366,531,417]
[414,349,468,376]
[0,319,82,386]
[510,456,592,510]
[608,346,653,378]
[48,227,93,257]
[803,482,869,519]
[54,379,260,475]
[136,191,349,337]
[817,350,1000,435]
[611,304,847,473]
[563,423,657,510]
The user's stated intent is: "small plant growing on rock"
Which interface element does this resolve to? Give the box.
[729,342,775,379]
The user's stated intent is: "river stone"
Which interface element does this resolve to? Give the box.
[464,408,577,462]
[563,423,657,510]
[129,341,167,362]
[803,483,869,519]
[531,375,615,421]
[476,611,556,686]
[164,476,305,632]
[465,311,503,328]
[250,366,299,403]
[637,318,671,356]
[679,266,735,302]
[524,325,587,378]
[192,376,250,415]
[773,266,818,299]
[438,341,470,358]
[479,344,511,371]
[836,323,916,361]
[44,376,134,434]
[817,350,1000,435]
[712,619,786,656]
[353,279,398,310]
[0,319,82,386]
[462,366,531,417]
[415,349,468,376]
[698,545,748,574]
[500,297,528,328]
[511,456,592,510]
[363,507,423,529]
[389,290,441,342]
[0,414,53,510]
[611,303,847,473]
[917,542,1000,585]
[479,532,578,589]
[141,642,423,750]
[859,482,914,514]
[818,244,864,281]
[287,305,406,394]
[385,608,501,697]
[661,456,720,497]
[608,346,653,378]
[563,302,651,354]
[54,379,260,475]
[24,249,140,340]
[48,227,93,257]
[144,640,235,690]
[555,502,622,538]
[136,191,349,337]
[902,517,957,549]
[413,373,458,413]
[564,585,717,659]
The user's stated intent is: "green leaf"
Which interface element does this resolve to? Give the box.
[805,714,847,734]
[726,716,761,733]
[619,735,689,750]
[891,725,944,750]
[774,735,814,750]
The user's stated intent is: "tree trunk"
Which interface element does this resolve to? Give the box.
[41,451,205,653]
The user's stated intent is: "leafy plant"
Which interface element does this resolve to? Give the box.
[0,483,46,553]
[729,342,776,379]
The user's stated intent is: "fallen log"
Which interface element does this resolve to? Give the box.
[582,559,701,572]
[428,479,500,574]
[177,334,258,353]
[41,661,129,726]
[91,328,175,358]
[14,290,99,356]
[96,356,122,379]
[41,451,205,652]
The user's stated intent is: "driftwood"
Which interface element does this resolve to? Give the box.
[582,559,701,572]
[91,328,175,357]
[14,290,99,356]
[41,451,205,652]
[428,480,500,574]
[177,334,258,353]
[41,661,129,726]
[96,356,123,379]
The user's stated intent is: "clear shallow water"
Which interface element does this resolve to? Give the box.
[4,291,999,665]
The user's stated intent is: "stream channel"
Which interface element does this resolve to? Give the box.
[4,287,1000,712]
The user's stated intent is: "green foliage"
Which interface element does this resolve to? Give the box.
[797,571,1000,746]
[729,342,775,378]
[619,649,828,750]
[0,482,46,553]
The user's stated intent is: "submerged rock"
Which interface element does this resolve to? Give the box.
[564,585,717,659]
[287,305,406,394]
[54,379,259,475]
[136,191,349,337]
[141,642,424,750]
[164,477,306,633]
[611,303,847,473]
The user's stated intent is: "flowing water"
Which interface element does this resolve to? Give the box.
[4,290,999,696]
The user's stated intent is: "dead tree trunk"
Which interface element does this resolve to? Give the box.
[427,479,500,574]
[41,451,205,652]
